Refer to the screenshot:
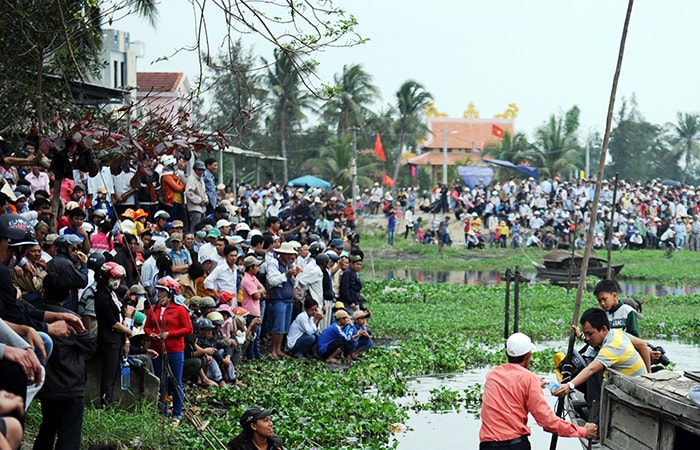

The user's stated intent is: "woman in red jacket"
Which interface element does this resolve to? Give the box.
[144,276,193,426]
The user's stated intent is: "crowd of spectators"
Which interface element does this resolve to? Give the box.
[369,177,700,253]
[0,154,374,448]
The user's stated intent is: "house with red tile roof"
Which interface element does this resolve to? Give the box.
[136,72,192,119]
[406,117,515,183]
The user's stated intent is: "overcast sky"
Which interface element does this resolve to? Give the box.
[118,1,700,140]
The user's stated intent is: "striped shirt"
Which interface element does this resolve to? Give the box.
[595,328,646,376]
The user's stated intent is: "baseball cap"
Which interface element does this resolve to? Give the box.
[240,407,277,428]
[352,310,368,320]
[217,219,232,228]
[244,255,263,268]
[334,310,350,320]
[506,332,536,357]
[151,240,168,253]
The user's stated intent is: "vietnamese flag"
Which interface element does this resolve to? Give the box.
[374,131,386,161]
[381,172,394,187]
[492,124,505,139]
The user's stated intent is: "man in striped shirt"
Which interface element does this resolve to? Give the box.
[554,308,650,422]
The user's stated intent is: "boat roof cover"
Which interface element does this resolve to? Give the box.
[542,250,604,263]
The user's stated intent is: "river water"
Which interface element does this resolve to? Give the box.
[372,269,700,297]
[392,340,700,450]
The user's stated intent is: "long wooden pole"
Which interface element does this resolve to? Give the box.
[550,1,635,449]
[607,172,620,279]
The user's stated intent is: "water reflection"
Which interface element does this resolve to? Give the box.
[377,269,700,297]
[394,340,700,450]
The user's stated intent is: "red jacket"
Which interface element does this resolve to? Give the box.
[160,173,185,207]
[144,302,193,354]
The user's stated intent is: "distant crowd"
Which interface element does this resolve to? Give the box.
[370,177,700,253]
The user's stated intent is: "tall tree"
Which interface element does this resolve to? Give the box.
[532,106,582,179]
[263,48,315,183]
[392,80,432,187]
[321,64,379,138]
[608,98,673,180]
[668,112,700,183]
[201,41,267,149]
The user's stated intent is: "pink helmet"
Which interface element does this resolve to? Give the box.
[101,262,126,278]
[155,276,180,295]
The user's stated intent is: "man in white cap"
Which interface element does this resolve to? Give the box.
[479,332,597,449]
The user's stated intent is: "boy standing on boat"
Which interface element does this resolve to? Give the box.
[593,279,664,366]
[593,279,640,337]
[554,308,651,422]
[479,333,597,449]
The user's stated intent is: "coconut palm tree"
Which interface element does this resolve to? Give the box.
[532,106,582,179]
[321,64,379,138]
[392,80,433,186]
[264,48,315,183]
[669,112,700,182]
[304,137,353,186]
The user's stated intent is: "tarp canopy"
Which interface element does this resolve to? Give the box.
[287,175,332,189]
[458,166,494,189]
[482,158,539,180]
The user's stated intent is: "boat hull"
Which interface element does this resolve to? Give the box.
[534,263,624,283]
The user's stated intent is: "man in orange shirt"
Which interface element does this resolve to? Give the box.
[479,333,597,449]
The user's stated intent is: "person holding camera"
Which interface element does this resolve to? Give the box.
[553,308,650,424]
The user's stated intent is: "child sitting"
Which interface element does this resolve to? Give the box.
[349,310,373,360]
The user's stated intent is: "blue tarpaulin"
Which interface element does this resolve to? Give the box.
[482,158,539,180]
[287,175,332,189]
[458,166,494,189]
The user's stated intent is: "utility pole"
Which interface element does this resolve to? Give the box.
[442,123,448,185]
[351,127,358,205]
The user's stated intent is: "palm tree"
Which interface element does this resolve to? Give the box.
[669,112,700,182]
[304,137,353,186]
[321,64,379,138]
[264,48,315,183]
[485,131,534,180]
[392,80,433,186]
[532,106,582,179]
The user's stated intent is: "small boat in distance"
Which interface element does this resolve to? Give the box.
[533,250,624,284]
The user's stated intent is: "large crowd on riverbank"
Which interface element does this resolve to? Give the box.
[0,146,696,448]
[0,153,377,449]
[375,177,699,253]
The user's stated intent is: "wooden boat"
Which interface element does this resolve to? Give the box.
[557,369,700,449]
[534,250,624,284]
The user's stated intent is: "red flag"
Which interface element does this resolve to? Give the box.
[410,165,417,177]
[374,131,386,161]
[381,173,394,187]
[492,124,505,139]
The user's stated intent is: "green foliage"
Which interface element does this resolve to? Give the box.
[25,275,700,449]
[531,106,583,178]
[322,64,379,138]
[668,112,700,183]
